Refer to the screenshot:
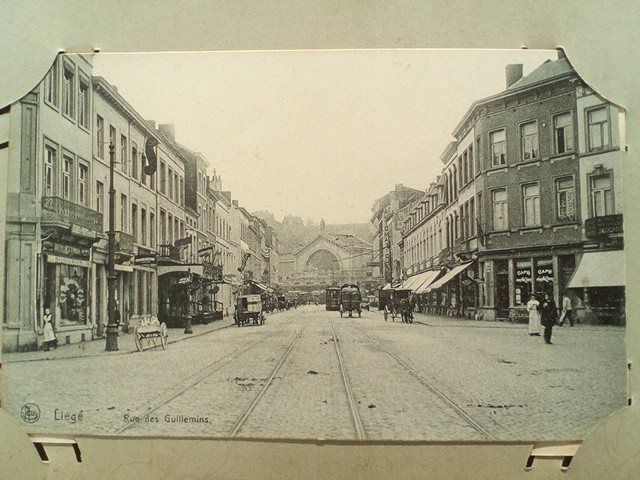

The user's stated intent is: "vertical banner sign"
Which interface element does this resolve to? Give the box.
[144,136,158,175]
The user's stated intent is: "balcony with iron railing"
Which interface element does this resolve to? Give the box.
[158,244,181,262]
[41,196,103,233]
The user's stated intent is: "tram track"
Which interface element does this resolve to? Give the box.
[113,330,286,435]
[229,327,306,437]
[348,324,494,440]
[330,321,366,440]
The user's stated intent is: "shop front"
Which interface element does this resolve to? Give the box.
[42,251,93,345]
[567,249,626,325]
[480,253,579,322]
[424,262,475,318]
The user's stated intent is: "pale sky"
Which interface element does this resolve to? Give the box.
[92,49,555,224]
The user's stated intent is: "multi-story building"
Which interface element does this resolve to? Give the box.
[400,52,625,324]
[566,73,626,323]
[93,76,161,333]
[3,54,100,351]
[371,184,422,285]
[3,53,282,350]
[209,175,237,316]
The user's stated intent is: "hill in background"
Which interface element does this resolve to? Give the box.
[252,211,374,254]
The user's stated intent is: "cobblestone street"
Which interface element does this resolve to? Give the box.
[2,305,626,441]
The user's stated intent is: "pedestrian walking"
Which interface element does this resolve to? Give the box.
[526,294,541,336]
[42,307,58,351]
[383,304,390,321]
[540,292,557,345]
[558,292,574,326]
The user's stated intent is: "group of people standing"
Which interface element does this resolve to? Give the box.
[526,292,574,344]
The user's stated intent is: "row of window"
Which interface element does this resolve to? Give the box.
[406,106,614,234]
[489,107,611,168]
[489,172,612,231]
[95,115,186,209]
[159,159,184,206]
[403,172,614,270]
[159,209,186,246]
[44,141,89,206]
[45,59,91,130]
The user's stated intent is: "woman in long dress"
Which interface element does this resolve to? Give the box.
[42,307,58,350]
[526,294,542,336]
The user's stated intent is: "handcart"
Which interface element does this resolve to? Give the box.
[133,319,168,352]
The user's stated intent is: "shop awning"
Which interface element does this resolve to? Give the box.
[157,264,204,277]
[426,262,473,292]
[248,280,270,292]
[414,270,442,294]
[400,270,437,292]
[567,250,626,288]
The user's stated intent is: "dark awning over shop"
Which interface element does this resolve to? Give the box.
[426,262,473,292]
[567,250,626,288]
[157,264,204,277]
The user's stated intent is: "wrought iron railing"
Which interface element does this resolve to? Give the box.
[41,196,103,232]
[158,244,181,261]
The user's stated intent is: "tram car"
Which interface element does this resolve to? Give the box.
[339,284,362,318]
[325,286,341,311]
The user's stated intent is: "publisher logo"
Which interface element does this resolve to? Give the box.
[21,403,41,423]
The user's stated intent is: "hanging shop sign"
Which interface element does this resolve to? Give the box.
[134,253,157,265]
[43,241,89,257]
[175,236,192,248]
[585,214,623,238]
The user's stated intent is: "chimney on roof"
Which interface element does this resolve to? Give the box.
[232,200,239,206]
[557,48,566,60]
[147,120,156,129]
[505,64,524,88]
[159,124,175,141]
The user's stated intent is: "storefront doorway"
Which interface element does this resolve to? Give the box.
[495,260,510,319]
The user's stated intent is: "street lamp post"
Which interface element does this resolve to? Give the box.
[105,143,119,351]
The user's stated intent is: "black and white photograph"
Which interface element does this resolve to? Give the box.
[0,48,627,442]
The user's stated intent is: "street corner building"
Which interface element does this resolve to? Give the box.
[376,52,626,325]
[1,54,279,352]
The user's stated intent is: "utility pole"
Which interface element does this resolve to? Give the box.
[106,143,119,351]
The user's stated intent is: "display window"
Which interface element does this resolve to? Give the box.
[514,260,533,305]
[534,258,554,297]
[45,263,88,326]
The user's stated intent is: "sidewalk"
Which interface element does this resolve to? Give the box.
[1,316,236,364]
[372,309,624,331]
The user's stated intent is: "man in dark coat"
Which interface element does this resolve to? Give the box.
[540,292,557,345]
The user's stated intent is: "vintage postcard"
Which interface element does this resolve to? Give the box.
[0,49,627,441]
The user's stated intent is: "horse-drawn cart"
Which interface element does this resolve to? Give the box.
[339,284,362,318]
[234,293,266,327]
[133,319,168,352]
